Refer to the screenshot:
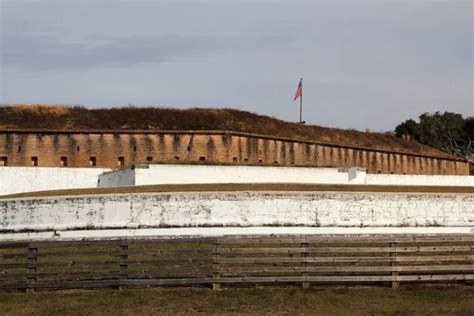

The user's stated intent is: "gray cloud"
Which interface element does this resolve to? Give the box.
[3,30,291,71]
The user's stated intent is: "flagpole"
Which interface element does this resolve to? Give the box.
[299,77,303,123]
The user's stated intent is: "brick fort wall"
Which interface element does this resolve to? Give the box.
[0,130,469,175]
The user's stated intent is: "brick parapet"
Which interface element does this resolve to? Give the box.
[0,129,463,161]
[0,130,469,175]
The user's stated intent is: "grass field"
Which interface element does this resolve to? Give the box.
[1,286,473,315]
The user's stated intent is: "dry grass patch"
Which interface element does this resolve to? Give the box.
[1,286,473,315]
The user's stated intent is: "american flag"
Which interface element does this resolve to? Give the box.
[293,78,302,101]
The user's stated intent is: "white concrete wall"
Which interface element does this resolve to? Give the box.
[365,174,474,187]
[98,164,473,188]
[98,167,135,187]
[0,167,111,196]
[1,191,472,232]
[2,164,472,197]
[99,165,353,187]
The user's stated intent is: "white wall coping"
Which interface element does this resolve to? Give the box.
[1,189,472,203]
[1,227,473,241]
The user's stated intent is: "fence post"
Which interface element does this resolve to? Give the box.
[26,245,37,293]
[119,242,128,290]
[301,238,309,289]
[389,242,399,288]
[212,240,221,290]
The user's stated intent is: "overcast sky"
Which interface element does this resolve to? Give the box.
[0,0,472,131]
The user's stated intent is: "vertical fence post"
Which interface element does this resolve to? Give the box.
[119,242,128,290]
[27,244,37,293]
[389,242,399,288]
[301,238,309,289]
[212,240,221,290]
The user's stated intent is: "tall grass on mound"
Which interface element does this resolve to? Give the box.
[9,104,76,115]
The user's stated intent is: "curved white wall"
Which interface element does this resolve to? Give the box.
[1,191,472,232]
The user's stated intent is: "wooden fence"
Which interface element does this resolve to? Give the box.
[0,234,473,291]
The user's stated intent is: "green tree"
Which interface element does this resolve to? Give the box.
[394,111,473,163]
[394,119,420,139]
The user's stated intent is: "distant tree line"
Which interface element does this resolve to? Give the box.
[394,111,473,164]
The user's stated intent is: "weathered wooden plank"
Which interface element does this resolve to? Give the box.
[3,234,473,250]
[0,283,28,290]
[1,277,214,290]
[127,270,213,278]
[2,277,214,289]
[217,246,473,254]
[217,264,474,275]
[216,276,384,283]
[0,271,121,280]
[122,278,213,286]
[23,258,212,269]
[17,279,123,289]
[125,248,213,255]
[117,258,213,266]
[394,255,474,262]
[7,256,469,273]
[0,266,213,280]
[215,274,474,284]
[216,237,307,244]
[28,238,215,249]
[395,274,474,281]
[217,276,305,283]
[3,264,471,282]
[217,255,474,264]
[0,252,28,259]
[28,240,124,249]
[27,251,122,258]
[32,248,213,259]
[217,235,474,244]
[306,274,474,282]
[3,234,472,250]
[306,236,474,243]
[0,263,28,269]
[0,242,29,249]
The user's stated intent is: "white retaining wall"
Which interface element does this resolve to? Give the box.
[98,165,363,187]
[1,165,472,197]
[0,167,111,196]
[365,174,474,186]
[1,191,472,232]
[98,164,473,188]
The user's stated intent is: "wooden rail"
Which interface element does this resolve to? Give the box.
[0,234,473,291]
